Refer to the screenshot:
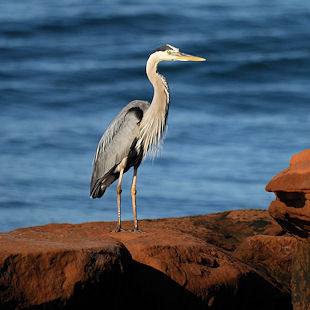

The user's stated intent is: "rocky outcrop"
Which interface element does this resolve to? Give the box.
[0,210,294,309]
[266,149,310,240]
[266,149,310,310]
[0,228,131,309]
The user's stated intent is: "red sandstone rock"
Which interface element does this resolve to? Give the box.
[0,229,130,309]
[0,210,291,309]
[235,235,297,292]
[112,228,287,308]
[266,149,310,310]
[266,148,310,192]
[140,209,284,251]
[291,241,310,310]
[266,149,310,240]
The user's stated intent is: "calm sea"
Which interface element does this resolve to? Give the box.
[1,0,310,232]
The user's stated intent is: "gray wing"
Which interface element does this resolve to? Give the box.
[90,100,150,198]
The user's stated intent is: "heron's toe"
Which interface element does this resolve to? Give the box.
[111,228,131,233]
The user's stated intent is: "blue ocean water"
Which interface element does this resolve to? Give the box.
[0,0,310,232]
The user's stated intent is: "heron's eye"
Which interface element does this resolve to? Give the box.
[167,50,171,55]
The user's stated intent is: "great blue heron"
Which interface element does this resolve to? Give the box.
[90,44,205,232]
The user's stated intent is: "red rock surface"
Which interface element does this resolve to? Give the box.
[266,149,310,192]
[0,227,130,309]
[266,149,310,240]
[291,241,310,310]
[235,235,297,292]
[266,149,310,310]
[0,210,293,309]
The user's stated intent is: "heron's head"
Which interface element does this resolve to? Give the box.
[150,44,206,63]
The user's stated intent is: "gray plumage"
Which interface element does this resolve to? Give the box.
[90,100,150,198]
[90,44,205,232]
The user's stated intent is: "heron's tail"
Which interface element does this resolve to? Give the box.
[90,180,107,199]
[90,173,117,199]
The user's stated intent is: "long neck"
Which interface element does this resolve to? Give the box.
[147,56,170,111]
[138,55,170,156]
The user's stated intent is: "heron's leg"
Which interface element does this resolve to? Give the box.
[131,167,138,231]
[115,164,126,232]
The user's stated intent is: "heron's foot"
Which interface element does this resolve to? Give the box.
[111,227,131,233]
[133,228,145,233]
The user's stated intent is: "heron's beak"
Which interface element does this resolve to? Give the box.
[174,52,206,62]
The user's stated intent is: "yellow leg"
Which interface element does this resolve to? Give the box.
[131,167,138,231]
[116,167,125,232]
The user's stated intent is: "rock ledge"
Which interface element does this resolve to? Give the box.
[0,210,294,309]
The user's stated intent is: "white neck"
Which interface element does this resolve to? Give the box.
[146,55,170,107]
[138,54,170,156]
